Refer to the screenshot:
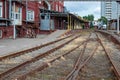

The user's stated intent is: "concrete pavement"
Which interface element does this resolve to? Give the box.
[0,30,67,57]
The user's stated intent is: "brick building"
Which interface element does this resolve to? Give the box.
[0,0,65,38]
[0,0,86,39]
[0,0,40,39]
[40,1,65,31]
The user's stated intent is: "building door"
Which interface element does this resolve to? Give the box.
[40,14,54,30]
[40,19,54,30]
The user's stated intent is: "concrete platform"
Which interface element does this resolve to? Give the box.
[96,30,120,45]
[0,30,67,57]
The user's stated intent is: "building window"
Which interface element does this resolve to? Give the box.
[59,6,61,12]
[27,10,34,21]
[11,6,22,20]
[0,2,3,17]
[39,1,41,4]
[56,5,58,11]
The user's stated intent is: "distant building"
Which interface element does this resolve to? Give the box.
[101,1,120,20]
[0,0,87,39]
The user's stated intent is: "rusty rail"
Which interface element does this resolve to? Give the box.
[96,33,120,80]
[0,34,81,79]
[64,34,98,80]
[0,35,73,61]
[13,37,90,80]
[65,44,99,80]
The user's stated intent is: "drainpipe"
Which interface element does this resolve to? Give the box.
[117,2,119,34]
[67,14,69,30]
[9,0,11,19]
[13,2,16,39]
[45,1,51,10]
[26,0,28,22]
[49,13,51,30]
[5,0,6,18]
[48,5,51,10]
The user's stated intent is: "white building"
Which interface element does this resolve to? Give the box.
[101,1,120,20]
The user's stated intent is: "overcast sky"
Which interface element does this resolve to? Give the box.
[64,1,101,20]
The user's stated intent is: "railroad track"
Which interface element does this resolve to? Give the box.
[21,32,119,80]
[65,32,120,80]
[0,34,72,61]
[11,31,92,80]
[0,33,74,79]
[0,31,89,80]
[1,31,119,80]
[65,32,99,80]
[96,33,120,80]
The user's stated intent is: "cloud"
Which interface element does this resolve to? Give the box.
[64,1,101,20]
[93,7,101,14]
[64,2,89,12]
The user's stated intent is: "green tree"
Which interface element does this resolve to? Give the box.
[88,14,94,21]
[83,14,94,21]
[83,16,88,20]
[98,16,108,24]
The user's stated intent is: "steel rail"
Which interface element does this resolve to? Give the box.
[0,34,73,61]
[13,37,90,80]
[0,34,81,79]
[96,33,120,80]
[65,44,99,80]
[65,42,87,80]
[64,32,99,80]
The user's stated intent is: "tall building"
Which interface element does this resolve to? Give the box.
[101,1,120,20]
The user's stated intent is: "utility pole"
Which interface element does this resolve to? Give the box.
[67,14,70,30]
[13,2,16,39]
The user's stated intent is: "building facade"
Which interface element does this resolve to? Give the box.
[0,0,86,39]
[0,0,65,38]
[0,0,41,38]
[101,1,120,20]
[39,1,65,31]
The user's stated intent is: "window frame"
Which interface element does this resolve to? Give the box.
[11,6,22,20]
[56,5,58,11]
[0,2,3,17]
[27,10,34,21]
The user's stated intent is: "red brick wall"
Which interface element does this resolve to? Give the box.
[0,26,13,39]
[0,0,9,18]
[22,1,40,27]
[50,1,64,12]
[41,1,64,12]
[0,1,40,38]
[0,1,64,38]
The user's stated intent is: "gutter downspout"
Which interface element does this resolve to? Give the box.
[9,0,11,19]
[5,0,7,27]
[26,0,28,23]
[5,0,6,18]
